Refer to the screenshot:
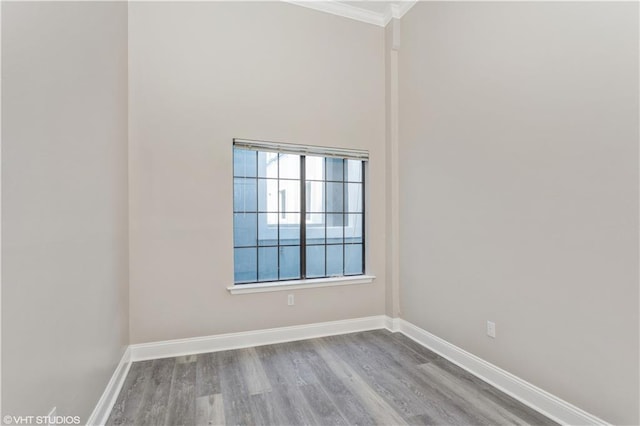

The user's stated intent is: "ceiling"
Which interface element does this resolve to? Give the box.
[284,1,417,27]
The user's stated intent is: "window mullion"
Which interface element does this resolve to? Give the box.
[342,161,346,276]
[361,161,366,274]
[255,153,259,281]
[324,159,327,278]
[277,156,280,280]
[300,156,307,279]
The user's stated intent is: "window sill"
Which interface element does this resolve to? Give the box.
[227,275,376,295]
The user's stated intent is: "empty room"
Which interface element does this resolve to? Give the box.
[2,1,638,425]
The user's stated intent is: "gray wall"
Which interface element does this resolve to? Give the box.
[398,2,639,424]
[128,2,386,344]
[2,2,129,421]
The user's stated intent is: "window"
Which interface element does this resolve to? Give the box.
[233,139,366,285]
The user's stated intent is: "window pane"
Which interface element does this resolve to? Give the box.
[346,183,363,213]
[258,247,278,281]
[306,212,324,225]
[280,213,300,246]
[279,180,300,212]
[234,248,257,283]
[306,245,325,278]
[233,148,257,177]
[306,156,324,180]
[327,214,344,240]
[306,220,325,245]
[345,244,363,275]
[326,245,343,276]
[326,182,343,212]
[326,158,344,181]
[258,213,278,246]
[306,181,324,213]
[258,179,278,212]
[344,214,363,244]
[233,213,257,247]
[280,246,300,280]
[234,178,257,212]
[258,151,278,178]
[233,147,365,285]
[346,160,362,182]
[279,154,300,179]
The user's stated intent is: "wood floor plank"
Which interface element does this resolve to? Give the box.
[428,355,557,425]
[326,333,491,425]
[217,349,255,425]
[400,337,556,426]
[290,340,378,425]
[321,334,434,421]
[246,393,273,426]
[480,384,558,426]
[408,413,440,425]
[352,332,497,425]
[274,341,320,386]
[418,362,532,426]
[299,383,349,426]
[195,393,225,426]
[253,344,290,386]
[106,360,154,426]
[268,384,320,426]
[220,396,254,426]
[354,332,492,424]
[358,332,543,425]
[238,347,272,395]
[196,352,221,397]
[311,338,408,426]
[134,358,175,426]
[164,358,196,426]
[248,391,301,426]
[254,345,319,425]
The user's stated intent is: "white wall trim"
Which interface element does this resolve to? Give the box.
[228,275,375,295]
[129,315,387,361]
[283,1,385,26]
[283,1,418,28]
[385,316,401,332]
[396,319,610,426]
[86,347,132,426]
[392,1,417,20]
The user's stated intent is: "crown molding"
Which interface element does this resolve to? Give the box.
[393,1,418,19]
[385,1,418,25]
[284,1,385,26]
[283,1,418,28]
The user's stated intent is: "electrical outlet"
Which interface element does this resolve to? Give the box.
[287,294,294,306]
[487,321,496,338]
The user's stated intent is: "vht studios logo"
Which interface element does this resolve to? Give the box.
[3,415,81,425]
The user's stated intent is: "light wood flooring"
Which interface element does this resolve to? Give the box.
[106,330,556,426]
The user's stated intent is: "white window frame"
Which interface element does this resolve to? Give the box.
[229,139,375,294]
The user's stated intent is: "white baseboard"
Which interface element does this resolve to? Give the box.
[397,319,609,426]
[385,315,401,332]
[86,347,132,426]
[89,315,608,426]
[129,315,388,361]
